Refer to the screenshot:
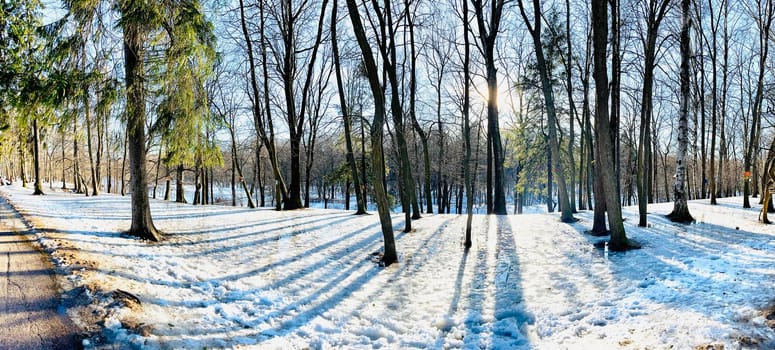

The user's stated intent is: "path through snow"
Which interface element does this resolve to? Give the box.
[0,196,82,349]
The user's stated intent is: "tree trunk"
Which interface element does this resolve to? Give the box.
[743,1,773,208]
[120,130,127,196]
[96,97,105,195]
[152,144,162,199]
[176,165,186,203]
[203,166,209,205]
[463,0,473,246]
[566,0,577,213]
[85,90,98,196]
[637,0,670,225]
[519,0,574,222]
[258,156,265,207]
[377,0,417,230]
[193,164,201,205]
[709,3,719,205]
[164,173,171,201]
[239,0,289,211]
[345,0,397,266]
[229,128,256,208]
[590,149,608,235]
[360,113,368,207]
[473,0,507,215]
[32,118,43,195]
[718,0,729,199]
[610,0,622,199]
[581,34,594,212]
[405,0,431,217]
[592,0,635,250]
[759,137,775,223]
[345,180,351,210]
[332,1,366,215]
[231,154,237,206]
[437,96,444,214]
[668,0,693,222]
[122,11,161,241]
[106,129,112,194]
[546,141,553,212]
[73,116,81,193]
[61,131,66,189]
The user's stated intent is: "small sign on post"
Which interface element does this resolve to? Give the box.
[743,171,751,180]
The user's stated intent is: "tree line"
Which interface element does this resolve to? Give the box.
[0,0,773,265]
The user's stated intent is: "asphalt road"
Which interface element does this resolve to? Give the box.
[0,198,81,349]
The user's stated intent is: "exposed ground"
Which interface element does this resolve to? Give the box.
[0,196,82,349]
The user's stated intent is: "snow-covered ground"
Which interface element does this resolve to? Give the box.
[2,184,774,349]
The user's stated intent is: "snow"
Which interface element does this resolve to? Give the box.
[2,184,774,349]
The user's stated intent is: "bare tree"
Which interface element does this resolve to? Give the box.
[592,0,637,250]
[743,0,773,208]
[331,0,367,214]
[345,0,398,265]
[471,0,508,215]
[636,0,671,227]
[239,0,288,211]
[463,0,474,247]
[668,0,693,223]
[211,65,256,208]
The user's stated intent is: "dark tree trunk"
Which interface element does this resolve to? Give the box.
[32,118,43,195]
[566,0,577,213]
[637,0,670,227]
[154,145,164,199]
[122,11,161,241]
[19,142,26,188]
[546,141,553,212]
[73,116,81,193]
[164,174,170,201]
[254,144,265,207]
[120,130,127,196]
[405,0,432,216]
[61,132,67,190]
[518,0,574,222]
[85,88,98,196]
[345,0,397,266]
[473,0,507,215]
[231,155,237,206]
[176,165,186,203]
[709,0,719,205]
[743,1,773,208]
[281,0,328,211]
[229,128,255,208]
[592,0,635,250]
[345,180,351,210]
[610,0,622,199]
[202,166,209,205]
[239,0,289,211]
[332,0,366,215]
[193,164,201,205]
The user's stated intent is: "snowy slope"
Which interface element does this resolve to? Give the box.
[1,184,773,349]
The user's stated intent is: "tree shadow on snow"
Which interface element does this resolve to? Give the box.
[252,216,459,346]
[570,212,775,346]
[457,216,530,349]
[144,220,413,344]
[489,215,531,348]
[336,215,459,348]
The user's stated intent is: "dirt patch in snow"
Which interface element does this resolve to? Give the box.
[764,304,775,330]
[693,344,724,350]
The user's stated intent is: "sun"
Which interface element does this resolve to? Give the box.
[473,81,518,112]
